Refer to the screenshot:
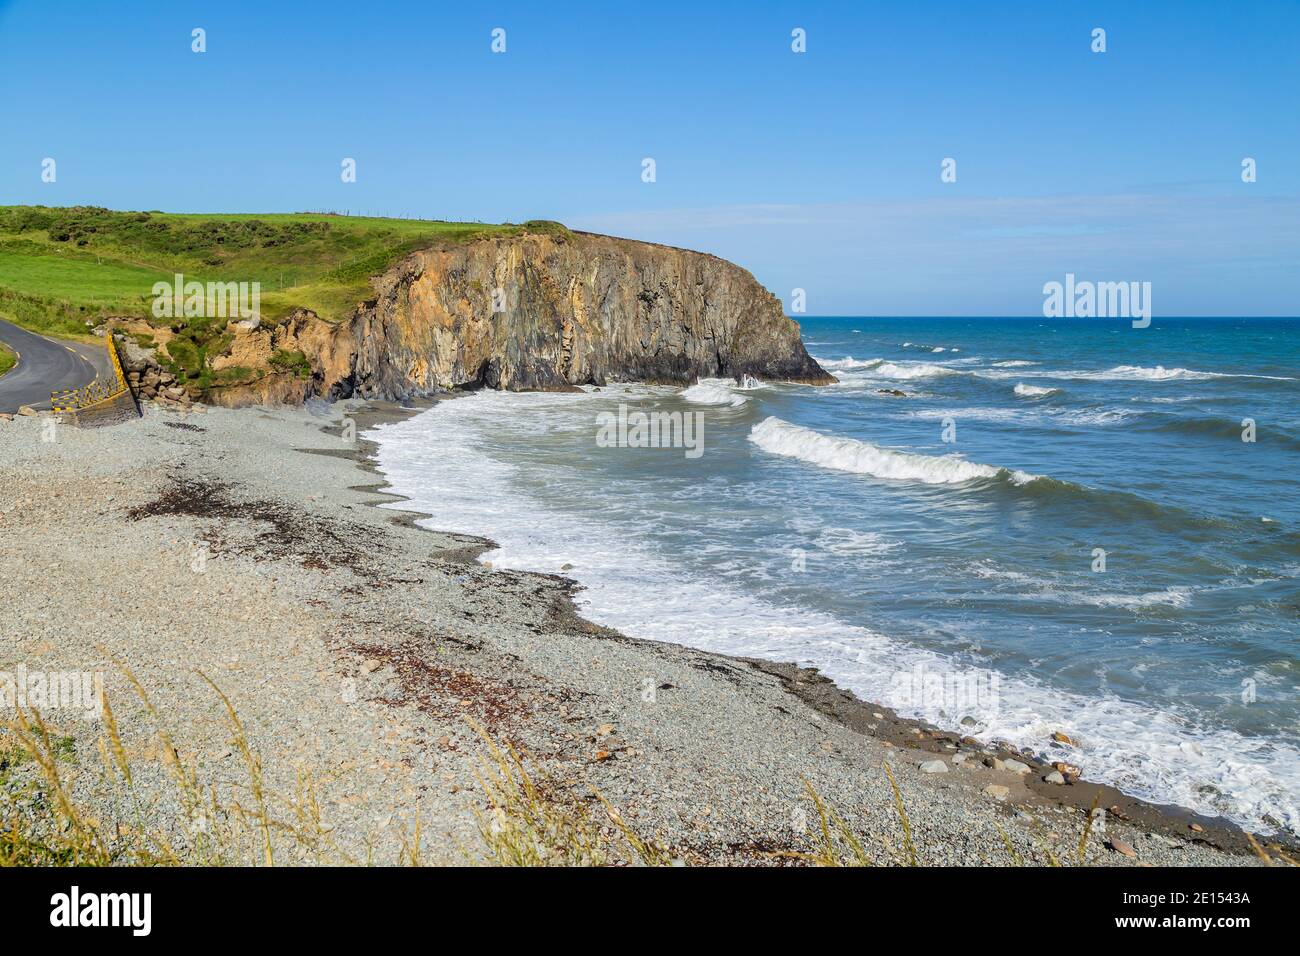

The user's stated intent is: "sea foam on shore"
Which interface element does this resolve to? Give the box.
[370,384,1299,837]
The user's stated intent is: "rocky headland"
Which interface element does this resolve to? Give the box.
[107,230,833,408]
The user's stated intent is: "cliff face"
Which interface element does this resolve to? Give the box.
[206,231,832,405]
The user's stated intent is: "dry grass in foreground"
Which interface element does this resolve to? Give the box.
[0,665,354,866]
[0,661,674,867]
[4,665,1292,868]
[466,718,676,867]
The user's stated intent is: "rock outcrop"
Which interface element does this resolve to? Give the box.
[311,231,833,399]
[117,337,192,408]
[121,230,834,406]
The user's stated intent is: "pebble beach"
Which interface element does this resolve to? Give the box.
[0,400,1275,866]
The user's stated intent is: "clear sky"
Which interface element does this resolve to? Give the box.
[1,0,1296,315]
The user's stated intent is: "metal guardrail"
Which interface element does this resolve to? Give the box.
[50,333,131,414]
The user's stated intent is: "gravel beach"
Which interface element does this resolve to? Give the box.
[0,400,1275,866]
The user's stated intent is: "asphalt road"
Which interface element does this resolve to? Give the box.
[0,318,103,413]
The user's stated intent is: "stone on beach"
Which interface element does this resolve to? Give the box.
[918,759,949,774]
[1106,838,1138,858]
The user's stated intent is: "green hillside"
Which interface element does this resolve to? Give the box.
[0,206,569,341]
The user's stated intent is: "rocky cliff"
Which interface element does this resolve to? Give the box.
[135,230,834,405]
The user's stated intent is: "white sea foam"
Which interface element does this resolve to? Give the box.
[1014,383,1059,398]
[828,356,1290,384]
[815,356,965,380]
[900,341,960,354]
[1041,365,1295,382]
[816,526,903,557]
[815,355,884,371]
[1092,365,1226,381]
[749,417,1039,485]
[370,395,1300,836]
[681,379,748,407]
[1053,407,1132,426]
[904,407,1026,424]
[904,405,1131,427]
[871,361,958,380]
[1086,587,1194,609]
[969,563,1193,608]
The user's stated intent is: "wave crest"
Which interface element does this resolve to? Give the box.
[815,356,884,371]
[1046,365,1294,383]
[681,379,748,407]
[872,361,958,380]
[749,417,1038,485]
[1014,383,1059,398]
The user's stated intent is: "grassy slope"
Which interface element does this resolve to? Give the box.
[0,206,570,341]
[0,340,14,378]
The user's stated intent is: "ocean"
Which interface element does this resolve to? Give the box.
[370,317,1300,835]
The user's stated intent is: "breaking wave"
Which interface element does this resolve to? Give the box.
[681,379,749,407]
[1045,365,1296,382]
[748,417,1039,485]
[1014,383,1059,398]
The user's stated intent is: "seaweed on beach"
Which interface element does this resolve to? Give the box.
[126,475,388,580]
[163,421,206,433]
[345,637,536,735]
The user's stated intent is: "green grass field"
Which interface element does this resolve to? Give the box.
[0,206,570,341]
[0,340,15,378]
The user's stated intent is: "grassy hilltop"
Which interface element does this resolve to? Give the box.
[0,206,570,341]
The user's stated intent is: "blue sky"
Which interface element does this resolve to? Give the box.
[1,0,1296,314]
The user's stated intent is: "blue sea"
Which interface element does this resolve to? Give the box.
[371,317,1300,834]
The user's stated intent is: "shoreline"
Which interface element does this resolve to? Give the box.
[350,398,1285,859]
[0,397,1289,865]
